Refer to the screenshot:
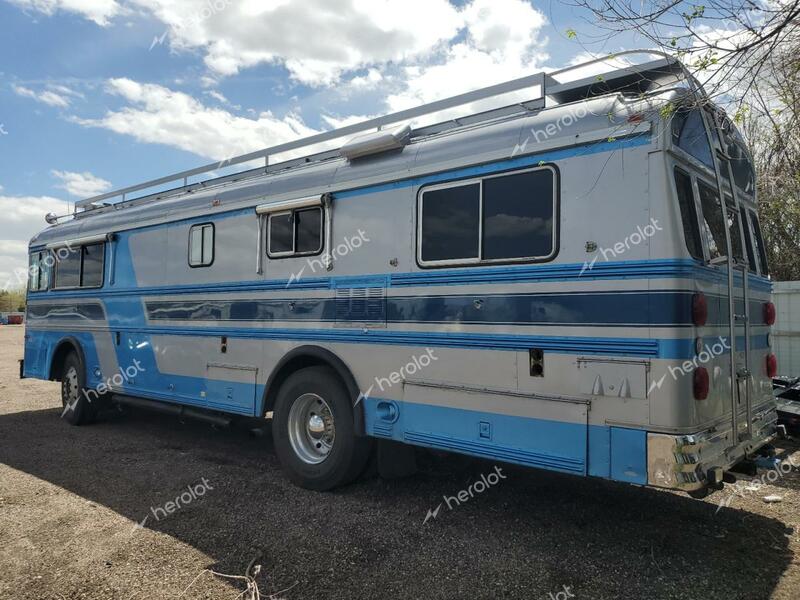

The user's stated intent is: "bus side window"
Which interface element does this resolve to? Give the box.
[188,223,215,267]
[54,246,82,288]
[266,207,323,258]
[673,168,703,260]
[27,251,50,292]
[418,166,556,267]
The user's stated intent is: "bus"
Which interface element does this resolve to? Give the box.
[21,51,778,496]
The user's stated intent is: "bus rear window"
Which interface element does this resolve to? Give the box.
[673,168,703,260]
[725,200,744,262]
[741,210,757,272]
[672,108,714,169]
[696,181,726,260]
[749,210,769,276]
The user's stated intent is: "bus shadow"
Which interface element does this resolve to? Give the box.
[0,406,794,600]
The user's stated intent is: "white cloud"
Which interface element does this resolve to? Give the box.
[132,0,464,86]
[7,0,123,26]
[0,195,68,290]
[381,0,548,125]
[73,78,321,161]
[51,170,113,197]
[12,84,72,108]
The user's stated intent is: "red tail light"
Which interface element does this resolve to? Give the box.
[693,367,710,400]
[692,293,708,326]
[763,302,776,326]
[766,353,778,378]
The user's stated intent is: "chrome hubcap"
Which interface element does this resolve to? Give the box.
[64,366,79,405]
[288,393,335,464]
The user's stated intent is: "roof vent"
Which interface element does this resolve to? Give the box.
[340,124,411,161]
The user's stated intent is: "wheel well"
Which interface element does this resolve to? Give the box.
[48,339,83,381]
[262,346,365,434]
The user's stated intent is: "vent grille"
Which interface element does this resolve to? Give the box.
[335,287,386,325]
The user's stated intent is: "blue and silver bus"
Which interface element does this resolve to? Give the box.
[21,52,778,495]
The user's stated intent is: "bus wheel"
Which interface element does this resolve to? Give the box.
[60,351,97,426]
[272,366,371,491]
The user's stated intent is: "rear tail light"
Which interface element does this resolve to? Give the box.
[693,367,709,400]
[692,293,708,326]
[764,302,776,325]
[766,353,778,378]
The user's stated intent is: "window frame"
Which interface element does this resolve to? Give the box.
[187,222,215,268]
[265,206,325,260]
[416,165,559,269]
[52,243,105,290]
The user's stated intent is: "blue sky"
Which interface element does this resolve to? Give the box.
[0,0,641,285]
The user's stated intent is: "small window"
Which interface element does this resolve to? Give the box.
[749,210,769,276]
[267,207,323,258]
[673,168,703,260]
[28,250,50,292]
[419,167,556,266]
[54,246,81,288]
[189,223,214,267]
[696,181,727,260]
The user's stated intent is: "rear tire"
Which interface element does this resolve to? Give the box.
[60,351,97,426]
[272,366,372,491]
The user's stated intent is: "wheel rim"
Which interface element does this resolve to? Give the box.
[287,393,336,465]
[63,366,79,410]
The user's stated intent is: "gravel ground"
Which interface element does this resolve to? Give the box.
[0,325,799,600]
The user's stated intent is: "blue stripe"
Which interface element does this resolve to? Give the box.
[31,258,773,301]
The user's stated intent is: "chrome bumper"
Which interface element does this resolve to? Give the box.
[647,403,778,492]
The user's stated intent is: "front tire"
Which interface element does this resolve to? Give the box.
[272,366,371,491]
[60,351,97,426]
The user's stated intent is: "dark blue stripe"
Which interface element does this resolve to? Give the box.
[30,289,772,329]
[143,291,690,327]
[26,302,105,321]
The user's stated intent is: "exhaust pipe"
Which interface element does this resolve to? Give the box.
[112,394,232,428]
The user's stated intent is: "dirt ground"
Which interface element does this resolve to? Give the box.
[0,325,799,600]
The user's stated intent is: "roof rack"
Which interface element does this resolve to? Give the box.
[71,50,687,219]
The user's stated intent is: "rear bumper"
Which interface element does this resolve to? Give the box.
[646,403,778,492]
